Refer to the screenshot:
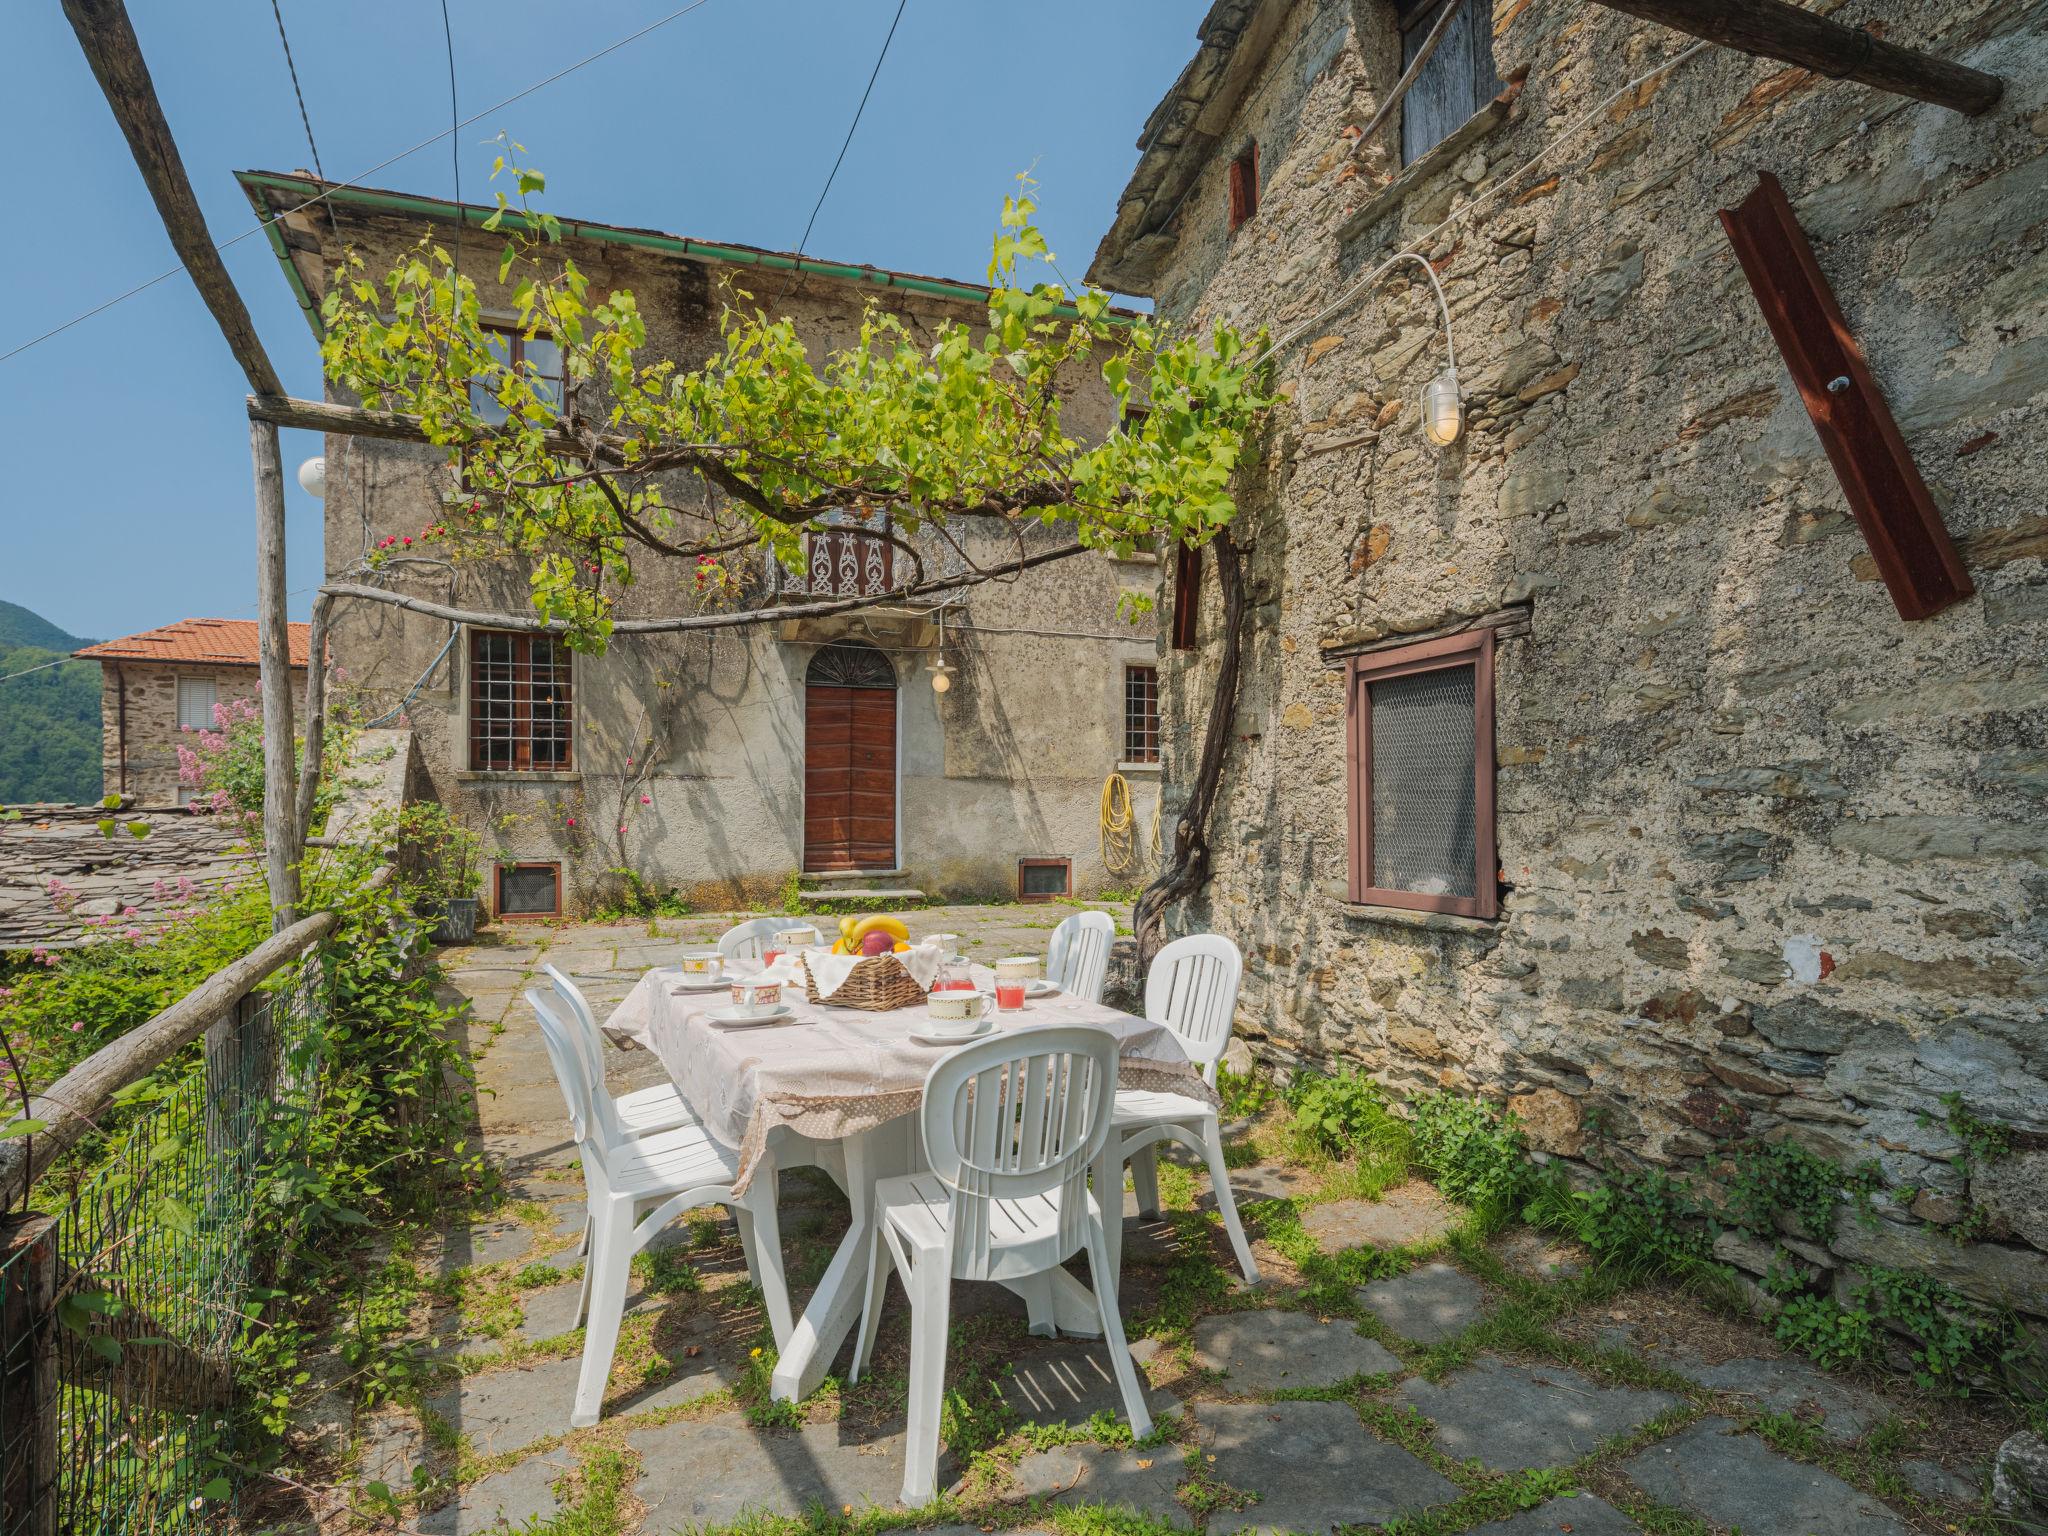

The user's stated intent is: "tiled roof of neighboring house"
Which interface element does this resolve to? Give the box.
[74,618,311,669]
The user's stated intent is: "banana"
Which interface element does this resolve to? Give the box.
[848,914,909,947]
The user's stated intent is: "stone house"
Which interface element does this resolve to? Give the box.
[75,618,311,806]
[1093,0,2046,1317]
[239,172,1166,918]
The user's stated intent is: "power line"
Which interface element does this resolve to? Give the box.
[0,0,718,369]
[438,0,461,215]
[796,0,908,256]
[267,0,326,183]
[0,656,87,687]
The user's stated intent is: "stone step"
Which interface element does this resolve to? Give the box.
[796,886,926,906]
[802,868,909,885]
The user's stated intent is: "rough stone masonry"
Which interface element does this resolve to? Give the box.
[1092,0,2048,1318]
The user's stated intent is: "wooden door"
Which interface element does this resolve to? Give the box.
[803,643,898,871]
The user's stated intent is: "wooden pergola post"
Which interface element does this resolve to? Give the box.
[63,0,302,927]
[0,1214,58,1536]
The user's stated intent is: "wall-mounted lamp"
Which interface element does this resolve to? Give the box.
[1421,370,1464,446]
[928,656,954,694]
[297,455,327,499]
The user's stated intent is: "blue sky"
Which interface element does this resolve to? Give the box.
[0,1,1200,643]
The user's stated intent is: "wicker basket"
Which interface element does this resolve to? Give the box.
[802,952,928,1012]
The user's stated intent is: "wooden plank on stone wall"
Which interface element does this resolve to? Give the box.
[1718,172,1972,623]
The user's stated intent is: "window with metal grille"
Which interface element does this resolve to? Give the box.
[1227,141,1260,231]
[1346,628,1497,918]
[470,323,564,425]
[1018,857,1071,902]
[469,630,573,771]
[1398,0,1504,166]
[1124,665,1160,763]
[495,861,561,918]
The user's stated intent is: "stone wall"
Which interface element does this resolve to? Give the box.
[96,662,299,807]
[1120,0,2048,1317]
[297,203,1162,912]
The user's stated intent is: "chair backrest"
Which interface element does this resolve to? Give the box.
[526,986,623,1151]
[1046,910,1116,1005]
[717,916,787,964]
[541,963,610,1098]
[921,1025,1117,1280]
[1145,935,1243,1087]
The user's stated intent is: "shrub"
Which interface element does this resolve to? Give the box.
[1724,1137,1881,1243]
[1772,1294,1879,1369]
[1408,1091,1529,1223]
[1285,1068,1411,1167]
[1571,1166,1711,1276]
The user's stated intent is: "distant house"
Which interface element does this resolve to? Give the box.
[75,620,310,806]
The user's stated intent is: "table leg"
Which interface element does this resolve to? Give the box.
[1000,1144,1121,1339]
[770,1118,916,1402]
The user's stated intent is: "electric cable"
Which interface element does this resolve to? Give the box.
[796,0,908,255]
[268,0,327,184]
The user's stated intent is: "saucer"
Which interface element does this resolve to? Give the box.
[1025,978,1060,998]
[671,973,729,993]
[908,1016,995,1046]
[706,1003,796,1028]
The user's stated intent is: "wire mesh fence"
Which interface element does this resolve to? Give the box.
[0,948,328,1536]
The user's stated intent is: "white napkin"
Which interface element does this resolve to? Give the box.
[803,939,944,999]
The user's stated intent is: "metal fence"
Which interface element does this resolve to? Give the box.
[0,951,329,1536]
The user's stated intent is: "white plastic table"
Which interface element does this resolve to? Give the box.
[606,961,1214,1401]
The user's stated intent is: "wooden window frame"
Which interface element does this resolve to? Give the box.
[1227,141,1260,232]
[468,629,574,773]
[494,861,562,920]
[1017,856,1073,904]
[1123,664,1160,764]
[1345,627,1497,918]
[1171,543,1202,651]
[1396,0,1504,167]
[471,322,565,418]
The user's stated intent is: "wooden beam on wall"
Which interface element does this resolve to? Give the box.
[1718,172,1972,622]
[1592,0,2003,115]
[60,0,285,396]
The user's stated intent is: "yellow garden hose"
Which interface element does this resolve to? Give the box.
[1100,771,1137,877]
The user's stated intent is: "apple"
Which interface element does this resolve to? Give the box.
[859,929,895,957]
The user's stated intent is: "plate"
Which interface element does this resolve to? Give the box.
[908,1016,995,1047]
[1025,978,1061,998]
[706,1003,797,1028]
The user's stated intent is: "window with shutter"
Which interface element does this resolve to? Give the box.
[1171,544,1202,651]
[1398,0,1503,166]
[1227,141,1259,231]
[1346,628,1498,918]
[176,677,217,732]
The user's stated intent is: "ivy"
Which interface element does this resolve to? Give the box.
[1723,1138,1882,1243]
[1918,1091,2014,1174]
[1770,1294,1879,1370]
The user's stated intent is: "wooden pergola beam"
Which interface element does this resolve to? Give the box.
[63,0,302,926]
[1592,0,2003,115]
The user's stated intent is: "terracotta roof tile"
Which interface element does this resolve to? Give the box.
[75,618,310,668]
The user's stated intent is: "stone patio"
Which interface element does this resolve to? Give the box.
[321,913,2000,1534]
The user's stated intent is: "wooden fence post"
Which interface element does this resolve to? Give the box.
[1,1212,58,1536]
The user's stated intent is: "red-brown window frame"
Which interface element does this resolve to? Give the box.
[1171,543,1202,651]
[470,322,566,420]
[1123,664,1160,764]
[494,861,562,920]
[1227,141,1260,231]
[468,629,574,772]
[1017,857,1073,904]
[1345,627,1498,919]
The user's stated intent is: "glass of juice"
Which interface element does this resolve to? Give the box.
[762,948,782,967]
[995,980,1026,1012]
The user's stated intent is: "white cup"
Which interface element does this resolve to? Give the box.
[924,990,989,1035]
[679,951,723,977]
[995,956,1040,982]
[729,979,783,1019]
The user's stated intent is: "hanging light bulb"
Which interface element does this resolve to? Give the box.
[296,456,327,499]
[1421,370,1464,447]
[928,656,953,693]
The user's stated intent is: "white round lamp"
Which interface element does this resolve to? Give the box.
[296,455,328,499]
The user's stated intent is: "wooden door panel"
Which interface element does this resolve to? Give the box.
[803,682,896,870]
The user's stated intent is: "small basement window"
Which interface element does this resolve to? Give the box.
[1346,628,1497,918]
[1398,0,1504,166]
[1124,665,1160,764]
[1227,141,1260,231]
[495,861,561,919]
[1017,857,1072,903]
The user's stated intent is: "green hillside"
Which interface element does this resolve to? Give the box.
[0,602,101,804]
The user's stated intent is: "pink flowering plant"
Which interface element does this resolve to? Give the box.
[177,697,265,827]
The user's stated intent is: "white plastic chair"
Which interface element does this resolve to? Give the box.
[527,988,792,1427]
[1045,910,1116,1005]
[541,964,697,1139]
[1114,935,1259,1284]
[848,1025,1150,1504]
[717,915,788,965]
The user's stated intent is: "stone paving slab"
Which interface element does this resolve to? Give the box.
[516,1278,667,1342]
[1299,1183,1461,1253]
[451,1221,541,1271]
[422,1356,583,1459]
[1395,1358,1680,1472]
[1467,1492,1642,1533]
[355,1411,429,1489]
[1010,1443,1191,1525]
[1658,1350,1884,1445]
[1356,1261,1486,1343]
[628,1413,925,1522]
[994,1336,1178,1425]
[1621,1417,1913,1534]
[1193,1309,1400,1392]
[418,1449,572,1534]
[608,1314,743,1416]
[1193,1400,1459,1534]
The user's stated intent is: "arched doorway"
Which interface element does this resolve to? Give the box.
[803,641,898,871]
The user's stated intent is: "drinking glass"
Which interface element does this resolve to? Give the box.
[995,980,1026,1012]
